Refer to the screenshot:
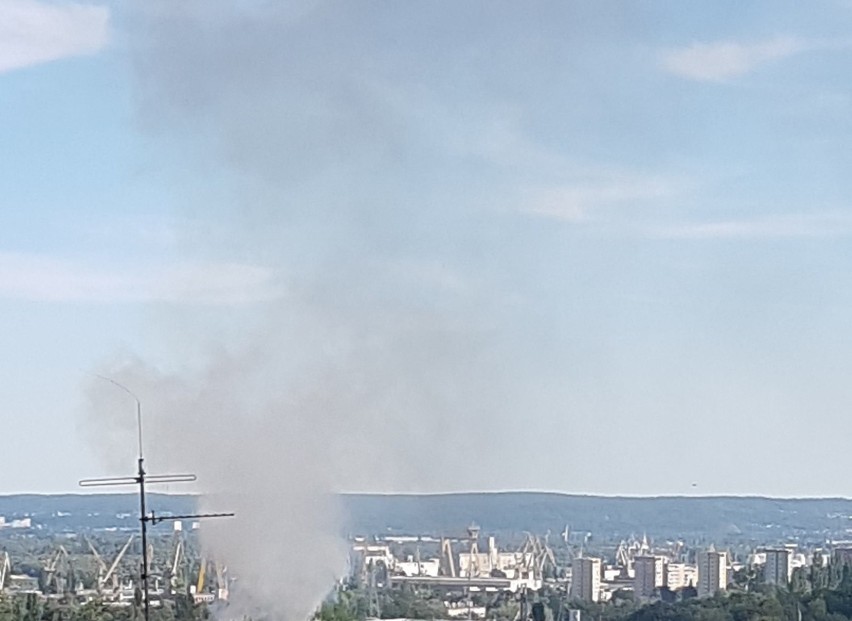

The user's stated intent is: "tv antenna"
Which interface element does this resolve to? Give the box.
[80,376,234,621]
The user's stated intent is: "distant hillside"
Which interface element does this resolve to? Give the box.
[1,492,851,543]
[0,493,196,532]
[341,492,852,542]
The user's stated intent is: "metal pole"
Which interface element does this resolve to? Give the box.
[138,458,150,621]
[135,397,150,621]
[137,398,144,462]
[96,376,150,621]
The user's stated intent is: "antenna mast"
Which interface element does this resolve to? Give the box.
[81,377,234,621]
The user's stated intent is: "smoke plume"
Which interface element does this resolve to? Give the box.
[82,2,534,619]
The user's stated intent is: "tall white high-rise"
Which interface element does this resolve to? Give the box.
[764,548,791,586]
[571,557,601,603]
[633,555,665,598]
[697,548,727,598]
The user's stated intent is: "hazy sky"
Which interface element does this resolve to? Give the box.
[4,0,852,496]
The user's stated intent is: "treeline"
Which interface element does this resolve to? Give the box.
[611,562,852,621]
[0,594,208,621]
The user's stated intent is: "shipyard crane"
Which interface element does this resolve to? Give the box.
[85,536,108,592]
[155,525,188,595]
[43,545,74,596]
[104,535,135,593]
[534,537,557,577]
[215,562,228,601]
[196,557,206,594]
[86,535,134,594]
[0,552,10,592]
[168,534,185,593]
[439,537,456,577]
[466,523,481,578]
[43,547,63,592]
[515,533,557,580]
[615,540,630,568]
[672,540,684,562]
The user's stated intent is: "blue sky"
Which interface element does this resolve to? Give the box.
[4,1,852,496]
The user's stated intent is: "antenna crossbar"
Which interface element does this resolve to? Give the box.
[79,473,197,487]
[148,512,236,525]
[80,477,139,487]
[145,474,197,484]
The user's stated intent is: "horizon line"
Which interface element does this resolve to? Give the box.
[3,489,852,502]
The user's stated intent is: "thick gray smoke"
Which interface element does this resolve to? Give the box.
[82,3,536,620]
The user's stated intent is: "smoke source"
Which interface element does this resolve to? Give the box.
[82,2,531,619]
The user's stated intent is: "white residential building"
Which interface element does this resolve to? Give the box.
[697,549,727,598]
[633,556,665,598]
[571,557,602,603]
[665,562,697,591]
[764,549,791,586]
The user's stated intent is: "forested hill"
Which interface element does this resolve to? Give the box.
[2,492,852,540]
[343,493,852,540]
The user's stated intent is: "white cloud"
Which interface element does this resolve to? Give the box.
[0,252,281,304]
[652,212,852,239]
[523,174,677,222]
[662,37,805,82]
[0,0,109,73]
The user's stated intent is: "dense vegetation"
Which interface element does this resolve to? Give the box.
[0,595,208,621]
